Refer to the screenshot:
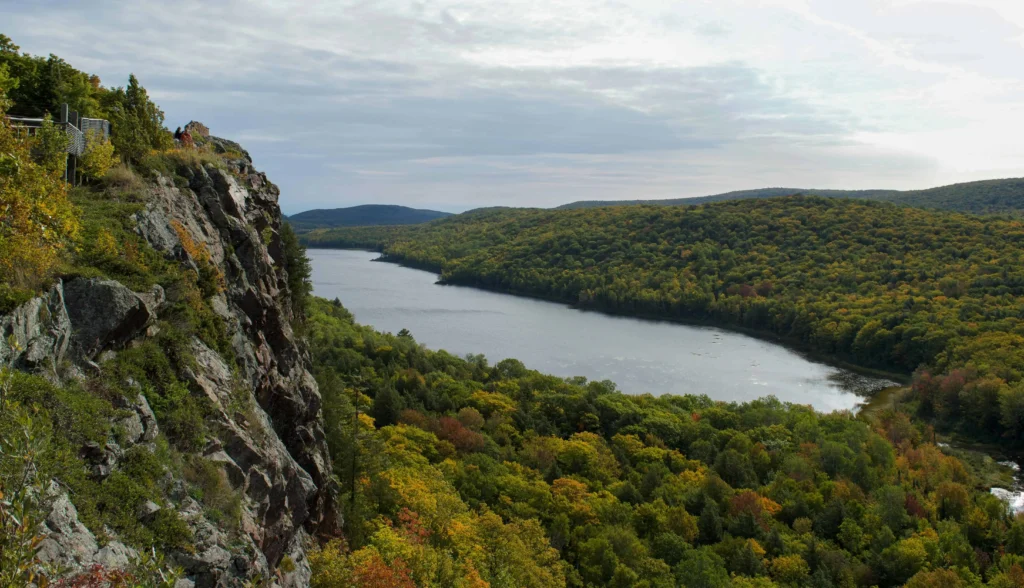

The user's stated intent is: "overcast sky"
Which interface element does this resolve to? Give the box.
[5,0,1024,213]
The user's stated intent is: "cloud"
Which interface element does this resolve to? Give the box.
[4,0,1024,213]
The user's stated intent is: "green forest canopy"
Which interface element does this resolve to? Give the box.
[303,197,1024,443]
[306,295,1024,587]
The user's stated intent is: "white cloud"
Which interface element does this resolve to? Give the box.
[3,0,1023,212]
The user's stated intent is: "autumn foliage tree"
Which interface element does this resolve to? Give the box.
[0,75,80,297]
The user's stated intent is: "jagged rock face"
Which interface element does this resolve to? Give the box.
[0,278,164,373]
[2,141,335,586]
[37,482,137,573]
[0,282,71,373]
[130,143,335,569]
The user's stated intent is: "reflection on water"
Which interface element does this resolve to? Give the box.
[309,249,897,412]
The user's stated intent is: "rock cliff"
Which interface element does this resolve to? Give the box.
[0,138,335,586]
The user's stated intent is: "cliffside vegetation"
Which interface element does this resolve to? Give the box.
[1,37,321,585]
[304,199,1024,444]
[0,34,175,311]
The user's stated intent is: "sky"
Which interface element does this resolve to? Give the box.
[4,0,1024,214]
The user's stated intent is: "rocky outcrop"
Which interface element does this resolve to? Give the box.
[0,282,71,373]
[37,482,137,573]
[130,142,335,582]
[0,278,166,373]
[2,139,336,586]
[185,121,211,138]
[131,144,335,544]
[63,278,156,359]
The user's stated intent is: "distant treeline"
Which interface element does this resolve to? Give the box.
[287,204,452,232]
[557,178,1024,216]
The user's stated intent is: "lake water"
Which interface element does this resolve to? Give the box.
[309,249,894,412]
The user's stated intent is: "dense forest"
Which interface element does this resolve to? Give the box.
[557,178,1024,216]
[305,295,1024,587]
[303,199,1024,443]
[287,204,452,232]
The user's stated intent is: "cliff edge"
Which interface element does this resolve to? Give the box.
[0,137,335,586]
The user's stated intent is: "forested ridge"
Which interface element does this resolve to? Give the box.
[303,197,1024,443]
[556,178,1024,216]
[304,295,1024,587]
[287,204,452,232]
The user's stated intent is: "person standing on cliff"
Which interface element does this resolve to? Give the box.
[174,126,183,141]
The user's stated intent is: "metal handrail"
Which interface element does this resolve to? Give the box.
[6,116,91,156]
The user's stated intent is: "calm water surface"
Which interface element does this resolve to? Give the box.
[309,249,892,412]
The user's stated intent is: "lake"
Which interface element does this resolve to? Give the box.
[309,249,894,412]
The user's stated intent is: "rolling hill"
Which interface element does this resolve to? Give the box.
[303,195,1024,442]
[557,177,1024,215]
[286,204,452,231]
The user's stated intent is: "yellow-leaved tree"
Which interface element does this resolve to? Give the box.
[81,129,117,182]
[0,64,81,294]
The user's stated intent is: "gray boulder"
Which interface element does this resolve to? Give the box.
[63,278,153,358]
[0,282,72,373]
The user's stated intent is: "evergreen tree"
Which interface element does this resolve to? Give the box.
[730,542,766,577]
[371,384,403,428]
[103,74,170,163]
[698,502,723,544]
[280,221,312,320]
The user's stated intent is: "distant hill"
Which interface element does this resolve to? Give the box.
[287,204,452,231]
[556,178,1024,215]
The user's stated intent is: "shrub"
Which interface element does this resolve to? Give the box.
[102,163,144,194]
[0,371,53,586]
[139,147,225,178]
[184,457,241,527]
[171,220,224,297]
[81,130,117,182]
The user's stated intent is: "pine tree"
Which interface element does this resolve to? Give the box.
[371,384,403,428]
[698,502,723,544]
